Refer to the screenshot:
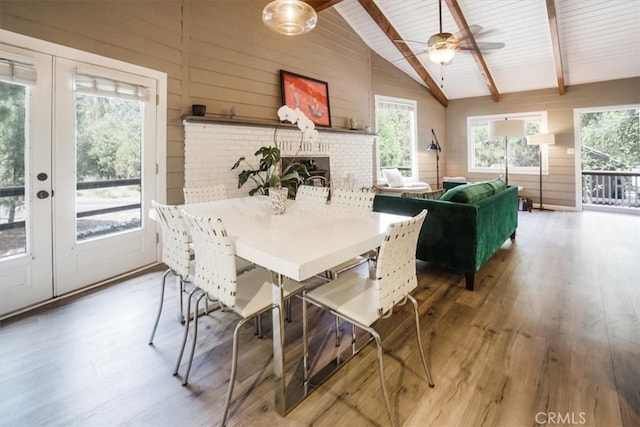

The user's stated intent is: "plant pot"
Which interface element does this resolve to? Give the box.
[269,187,288,215]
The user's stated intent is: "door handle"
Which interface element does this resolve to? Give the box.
[36,190,50,199]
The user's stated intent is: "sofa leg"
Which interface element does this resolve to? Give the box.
[510,230,516,240]
[465,273,475,291]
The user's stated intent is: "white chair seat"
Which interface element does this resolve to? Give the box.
[235,267,304,318]
[305,271,379,327]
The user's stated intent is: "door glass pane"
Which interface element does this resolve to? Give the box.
[75,94,142,241]
[0,82,27,258]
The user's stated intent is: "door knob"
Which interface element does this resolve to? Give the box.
[36,190,49,199]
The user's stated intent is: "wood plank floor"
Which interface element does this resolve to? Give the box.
[1,210,639,426]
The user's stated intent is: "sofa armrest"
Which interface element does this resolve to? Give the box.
[373,195,480,271]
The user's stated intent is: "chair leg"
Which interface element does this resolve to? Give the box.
[408,295,435,387]
[334,317,341,347]
[255,315,263,339]
[173,288,201,376]
[222,314,260,426]
[369,328,396,427]
[183,292,206,386]
[148,269,171,344]
[176,275,186,324]
[302,296,309,382]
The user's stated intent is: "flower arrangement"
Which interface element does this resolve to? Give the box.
[231,105,319,196]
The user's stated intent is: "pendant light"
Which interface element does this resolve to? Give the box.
[262,0,318,36]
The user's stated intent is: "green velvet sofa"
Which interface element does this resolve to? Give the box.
[373,179,518,290]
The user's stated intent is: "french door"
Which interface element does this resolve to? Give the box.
[1,43,159,316]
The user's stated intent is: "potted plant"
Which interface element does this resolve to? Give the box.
[231,106,319,199]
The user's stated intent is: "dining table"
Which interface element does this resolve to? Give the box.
[176,195,411,415]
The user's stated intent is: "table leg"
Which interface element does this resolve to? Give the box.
[271,271,286,415]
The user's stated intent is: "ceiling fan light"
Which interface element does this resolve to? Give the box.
[427,33,457,64]
[262,0,318,36]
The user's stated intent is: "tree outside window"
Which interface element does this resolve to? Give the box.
[375,95,417,180]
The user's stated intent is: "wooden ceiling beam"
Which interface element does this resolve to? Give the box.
[356,0,448,107]
[545,0,566,95]
[445,0,500,102]
[304,0,344,13]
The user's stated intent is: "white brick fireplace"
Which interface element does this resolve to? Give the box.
[183,119,376,199]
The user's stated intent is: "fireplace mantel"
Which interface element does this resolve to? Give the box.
[182,116,376,136]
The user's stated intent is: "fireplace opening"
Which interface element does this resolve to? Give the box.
[281,156,330,186]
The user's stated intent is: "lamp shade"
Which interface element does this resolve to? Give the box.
[527,133,556,146]
[262,0,317,36]
[427,141,441,152]
[488,119,525,138]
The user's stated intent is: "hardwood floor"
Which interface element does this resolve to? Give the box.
[1,210,638,426]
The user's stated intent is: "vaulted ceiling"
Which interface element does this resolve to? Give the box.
[307,0,640,107]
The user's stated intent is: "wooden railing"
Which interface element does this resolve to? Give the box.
[582,171,640,208]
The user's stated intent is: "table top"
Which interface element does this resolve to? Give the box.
[181,196,410,282]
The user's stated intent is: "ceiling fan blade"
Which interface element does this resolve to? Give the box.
[457,41,505,51]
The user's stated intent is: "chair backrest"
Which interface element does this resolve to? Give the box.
[331,188,375,210]
[183,184,227,204]
[374,209,428,314]
[152,200,191,277]
[295,184,330,205]
[182,212,237,308]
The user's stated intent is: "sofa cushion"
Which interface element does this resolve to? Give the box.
[440,178,506,204]
[381,168,405,188]
[401,189,445,199]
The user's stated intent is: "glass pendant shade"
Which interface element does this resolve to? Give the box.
[262,0,318,36]
[427,33,457,64]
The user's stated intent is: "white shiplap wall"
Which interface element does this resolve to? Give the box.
[184,122,375,198]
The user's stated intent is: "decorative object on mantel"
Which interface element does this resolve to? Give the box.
[191,104,206,116]
[262,0,317,36]
[280,70,331,128]
[427,128,442,189]
[231,105,318,201]
[229,106,237,119]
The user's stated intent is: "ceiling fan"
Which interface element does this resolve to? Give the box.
[396,0,505,66]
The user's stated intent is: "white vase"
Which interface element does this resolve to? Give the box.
[269,187,288,215]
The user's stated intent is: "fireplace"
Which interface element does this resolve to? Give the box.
[282,156,330,185]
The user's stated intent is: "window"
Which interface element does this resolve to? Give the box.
[467,111,548,175]
[375,95,418,181]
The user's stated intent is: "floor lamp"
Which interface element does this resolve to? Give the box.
[488,119,525,185]
[527,133,555,210]
[427,128,442,189]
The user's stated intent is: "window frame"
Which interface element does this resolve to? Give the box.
[374,95,418,184]
[467,111,549,176]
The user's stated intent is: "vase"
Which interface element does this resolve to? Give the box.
[269,187,288,215]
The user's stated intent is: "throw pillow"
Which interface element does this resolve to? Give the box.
[381,168,405,188]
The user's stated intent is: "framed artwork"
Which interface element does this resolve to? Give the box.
[280,70,331,127]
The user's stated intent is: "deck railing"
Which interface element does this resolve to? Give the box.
[582,171,640,208]
[0,178,141,231]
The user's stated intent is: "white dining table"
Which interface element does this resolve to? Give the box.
[178,196,410,415]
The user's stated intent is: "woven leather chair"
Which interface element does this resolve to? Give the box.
[183,184,227,204]
[176,212,305,426]
[149,201,193,344]
[302,209,434,427]
[295,184,329,205]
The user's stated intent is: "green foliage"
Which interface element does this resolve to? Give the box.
[0,82,26,219]
[231,145,308,196]
[377,109,412,175]
[580,109,640,171]
[75,94,142,181]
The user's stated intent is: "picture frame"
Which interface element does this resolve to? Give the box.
[280,70,331,128]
